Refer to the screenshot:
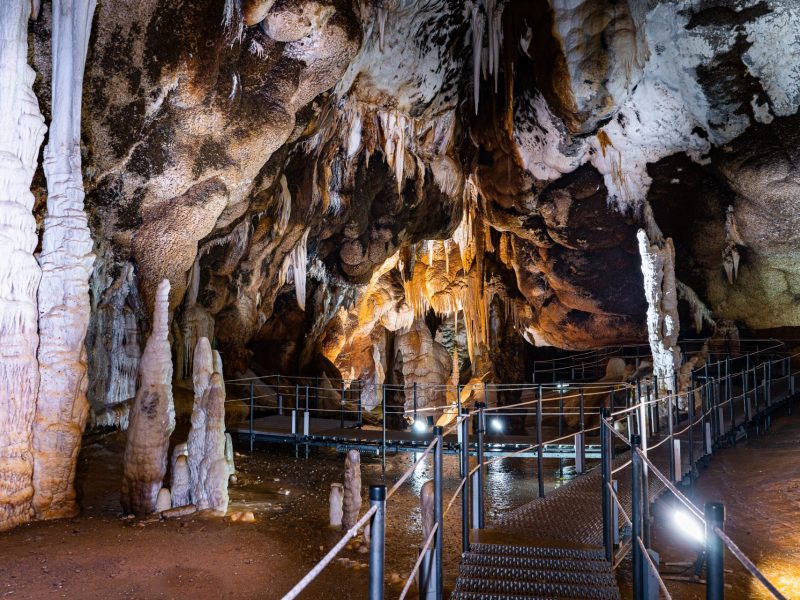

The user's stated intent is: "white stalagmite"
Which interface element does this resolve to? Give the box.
[0,0,47,532]
[32,0,98,521]
[342,449,362,529]
[637,229,682,394]
[170,455,191,507]
[121,280,175,516]
[329,482,343,527]
[187,337,229,513]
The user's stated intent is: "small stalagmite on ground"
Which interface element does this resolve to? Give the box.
[120,279,175,516]
[330,482,344,527]
[342,449,362,529]
[187,338,230,513]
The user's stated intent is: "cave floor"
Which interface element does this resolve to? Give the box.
[0,428,570,600]
[637,407,800,599]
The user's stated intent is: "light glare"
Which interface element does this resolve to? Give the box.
[490,418,503,432]
[413,419,428,433]
[673,509,705,543]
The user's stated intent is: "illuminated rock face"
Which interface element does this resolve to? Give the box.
[5,0,800,531]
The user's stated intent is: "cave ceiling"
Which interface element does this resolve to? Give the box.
[26,0,800,411]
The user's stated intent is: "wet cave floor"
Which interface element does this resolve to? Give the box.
[1,412,797,600]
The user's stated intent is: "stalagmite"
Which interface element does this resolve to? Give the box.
[187,337,229,513]
[225,433,236,480]
[342,449,362,529]
[637,230,682,394]
[121,280,175,516]
[155,487,171,512]
[329,482,343,527]
[420,480,435,539]
[32,0,98,520]
[170,455,191,507]
[723,205,745,284]
[0,0,47,532]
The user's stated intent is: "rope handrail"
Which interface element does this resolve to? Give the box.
[280,504,378,600]
[636,536,673,600]
[713,526,788,600]
[635,448,704,521]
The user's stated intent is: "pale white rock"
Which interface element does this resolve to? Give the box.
[329,482,344,528]
[121,280,175,516]
[187,338,229,513]
[0,0,47,532]
[342,449,362,529]
[32,0,98,521]
[637,230,682,395]
[170,455,191,508]
[155,487,172,512]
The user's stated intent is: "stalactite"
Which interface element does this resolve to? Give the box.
[0,0,47,533]
[723,205,744,284]
[33,0,99,520]
[121,280,175,516]
[277,175,291,234]
[470,2,485,115]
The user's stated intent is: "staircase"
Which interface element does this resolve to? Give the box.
[451,541,620,600]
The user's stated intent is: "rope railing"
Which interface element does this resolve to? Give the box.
[271,340,797,600]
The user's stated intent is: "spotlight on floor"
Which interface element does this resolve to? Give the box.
[490,417,504,433]
[413,419,428,434]
[673,509,704,543]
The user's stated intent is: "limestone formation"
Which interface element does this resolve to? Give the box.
[121,280,175,516]
[420,480,435,540]
[637,230,682,395]
[187,338,229,513]
[32,0,98,521]
[155,487,171,512]
[170,455,191,508]
[329,483,343,528]
[342,449,362,530]
[0,0,47,532]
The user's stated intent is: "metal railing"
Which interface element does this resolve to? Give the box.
[251,339,797,599]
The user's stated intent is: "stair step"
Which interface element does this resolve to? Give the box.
[451,593,558,600]
[458,565,617,587]
[452,576,621,599]
[468,542,606,561]
[461,553,611,572]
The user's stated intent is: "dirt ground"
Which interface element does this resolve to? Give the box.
[646,406,800,599]
[0,427,564,600]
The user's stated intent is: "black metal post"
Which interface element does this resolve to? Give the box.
[558,385,564,477]
[368,485,386,600]
[578,389,585,474]
[433,426,444,599]
[249,382,255,452]
[631,434,644,599]
[536,386,544,498]
[688,384,696,493]
[460,409,470,553]
[476,403,486,529]
[600,407,613,562]
[340,382,345,429]
[413,382,418,423]
[705,502,726,600]
[357,380,363,428]
[381,384,387,472]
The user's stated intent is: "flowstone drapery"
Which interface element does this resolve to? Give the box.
[0,0,47,533]
[32,0,98,521]
[121,280,175,516]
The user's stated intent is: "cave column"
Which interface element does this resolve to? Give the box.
[32,0,98,519]
[637,229,681,395]
[0,0,47,532]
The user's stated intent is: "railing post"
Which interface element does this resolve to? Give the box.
[433,426,444,599]
[357,380,363,428]
[705,502,726,600]
[460,409,470,553]
[631,435,644,599]
[368,485,386,600]
[576,389,585,474]
[249,382,255,453]
[558,385,564,477]
[600,407,613,562]
[667,387,675,482]
[340,382,345,429]
[476,403,486,529]
[536,386,544,498]
[413,382,418,422]
[381,384,387,473]
[688,384,696,493]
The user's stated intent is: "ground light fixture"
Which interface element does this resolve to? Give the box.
[490,417,503,432]
[413,419,428,434]
[673,509,705,543]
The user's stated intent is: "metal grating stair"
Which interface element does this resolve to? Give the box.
[451,542,621,600]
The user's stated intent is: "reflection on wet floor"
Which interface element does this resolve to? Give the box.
[226,439,587,585]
